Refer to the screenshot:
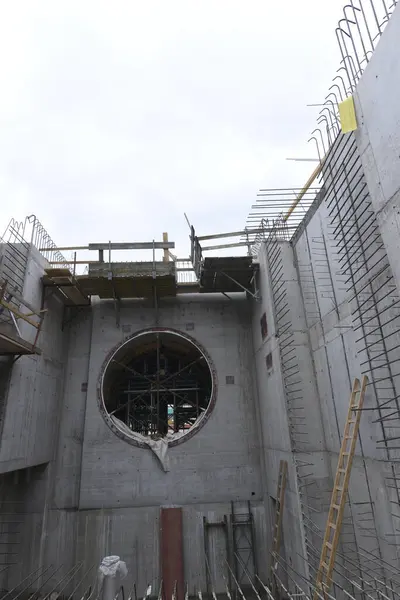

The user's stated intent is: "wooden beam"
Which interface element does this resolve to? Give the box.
[161,508,184,600]
[38,245,88,251]
[198,228,266,241]
[39,241,176,252]
[283,160,324,222]
[0,331,41,355]
[0,281,44,316]
[197,226,298,242]
[202,242,250,251]
[47,260,100,265]
[163,233,169,262]
[88,242,175,250]
[0,299,43,328]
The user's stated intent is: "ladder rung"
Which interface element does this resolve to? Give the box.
[314,377,366,597]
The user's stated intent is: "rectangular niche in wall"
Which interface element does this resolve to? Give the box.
[226,375,235,385]
[266,352,273,371]
[260,312,268,339]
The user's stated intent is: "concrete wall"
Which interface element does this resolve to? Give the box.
[251,237,333,587]
[0,247,65,473]
[292,132,400,580]
[251,241,304,585]
[49,294,267,595]
[354,5,400,295]
[0,246,67,593]
[3,6,400,587]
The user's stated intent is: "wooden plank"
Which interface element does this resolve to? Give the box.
[77,274,176,299]
[57,286,90,306]
[43,270,90,306]
[40,246,88,252]
[44,268,73,276]
[0,330,41,355]
[197,226,296,241]
[0,279,41,315]
[0,299,41,328]
[47,260,99,265]
[177,283,200,294]
[88,241,175,250]
[163,233,169,262]
[202,242,250,250]
[283,161,324,222]
[160,508,184,600]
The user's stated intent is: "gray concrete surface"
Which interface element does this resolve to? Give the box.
[1,4,400,596]
[354,5,400,297]
[0,247,65,473]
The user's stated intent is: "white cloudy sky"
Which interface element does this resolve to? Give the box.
[0,1,345,261]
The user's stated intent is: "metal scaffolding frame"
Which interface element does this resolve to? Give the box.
[106,333,212,439]
[230,502,257,593]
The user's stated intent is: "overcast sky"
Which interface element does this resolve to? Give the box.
[0,1,345,262]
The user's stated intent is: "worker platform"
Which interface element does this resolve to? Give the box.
[190,225,259,298]
[43,268,91,306]
[42,239,178,305]
[44,262,177,303]
[40,227,260,305]
[200,256,255,294]
[0,325,41,356]
[0,279,45,356]
[81,261,176,299]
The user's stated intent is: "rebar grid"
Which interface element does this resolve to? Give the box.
[264,216,319,582]
[325,133,400,548]
[245,0,398,249]
[294,202,386,584]
[0,219,30,329]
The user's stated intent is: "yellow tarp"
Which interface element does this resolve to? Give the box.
[339,95,357,133]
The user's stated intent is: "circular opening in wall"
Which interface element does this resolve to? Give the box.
[99,328,215,447]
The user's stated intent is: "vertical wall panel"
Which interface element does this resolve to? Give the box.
[160,508,184,600]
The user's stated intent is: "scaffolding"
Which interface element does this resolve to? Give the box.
[0,218,46,355]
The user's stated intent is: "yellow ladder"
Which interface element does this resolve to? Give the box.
[313,376,368,600]
[271,460,288,586]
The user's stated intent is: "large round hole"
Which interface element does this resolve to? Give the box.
[99,328,216,446]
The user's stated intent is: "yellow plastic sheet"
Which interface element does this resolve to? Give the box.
[339,95,357,133]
